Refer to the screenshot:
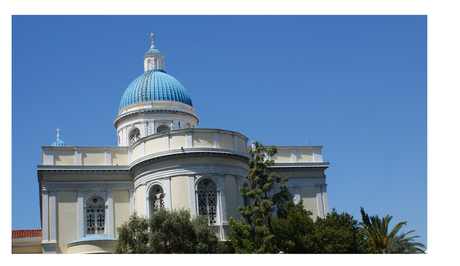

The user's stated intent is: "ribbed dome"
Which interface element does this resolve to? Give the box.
[119,69,193,110]
[51,139,66,146]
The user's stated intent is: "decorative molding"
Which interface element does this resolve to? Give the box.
[42,181,132,191]
[114,109,200,128]
[268,162,330,169]
[133,165,248,189]
[130,147,250,170]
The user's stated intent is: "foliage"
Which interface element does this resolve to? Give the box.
[227,217,259,254]
[115,209,224,254]
[235,141,289,253]
[273,203,366,253]
[385,230,426,254]
[271,200,314,253]
[360,207,425,254]
[114,212,150,253]
[230,198,369,253]
[310,208,364,253]
[227,141,426,254]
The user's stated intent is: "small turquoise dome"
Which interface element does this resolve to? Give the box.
[146,46,161,54]
[119,69,193,109]
[51,139,66,146]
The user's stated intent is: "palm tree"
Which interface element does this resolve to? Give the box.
[385,230,426,254]
[359,207,425,254]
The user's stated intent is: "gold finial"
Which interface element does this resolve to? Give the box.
[149,33,156,46]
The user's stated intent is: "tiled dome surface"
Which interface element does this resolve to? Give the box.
[119,69,193,109]
[51,139,66,146]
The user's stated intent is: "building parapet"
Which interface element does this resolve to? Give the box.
[41,128,249,167]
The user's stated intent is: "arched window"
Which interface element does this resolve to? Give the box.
[157,125,170,133]
[197,179,218,225]
[130,127,140,145]
[86,196,105,235]
[149,185,164,214]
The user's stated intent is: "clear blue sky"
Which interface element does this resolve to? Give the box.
[11,15,427,249]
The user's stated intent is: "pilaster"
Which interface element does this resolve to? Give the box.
[77,190,84,239]
[315,185,325,218]
[49,190,57,242]
[188,174,197,217]
[291,148,297,162]
[41,189,49,242]
[321,184,329,215]
[105,149,111,165]
[186,131,193,148]
[163,134,169,150]
[75,149,82,166]
[129,187,135,215]
[106,189,114,238]
[214,132,220,148]
[143,184,148,216]
[217,174,227,224]
[164,177,172,210]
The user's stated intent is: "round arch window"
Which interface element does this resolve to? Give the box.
[130,128,140,144]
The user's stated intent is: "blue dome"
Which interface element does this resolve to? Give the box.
[51,139,66,146]
[146,46,161,54]
[119,69,193,109]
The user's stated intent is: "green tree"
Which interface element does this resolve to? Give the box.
[114,212,150,253]
[115,209,224,254]
[232,141,289,253]
[310,208,364,253]
[359,207,425,254]
[271,200,314,253]
[227,217,259,254]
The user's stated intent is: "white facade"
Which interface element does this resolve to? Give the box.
[36,38,330,254]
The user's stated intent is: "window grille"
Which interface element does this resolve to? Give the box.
[157,125,170,133]
[130,128,141,144]
[86,197,105,234]
[198,179,217,225]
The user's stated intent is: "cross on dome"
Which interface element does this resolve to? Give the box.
[51,127,66,146]
[149,33,156,47]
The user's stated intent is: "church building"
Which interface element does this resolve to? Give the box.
[14,34,330,254]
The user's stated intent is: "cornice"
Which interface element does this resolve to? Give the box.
[113,108,200,127]
[133,165,249,188]
[130,147,250,171]
[37,165,130,172]
[269,162,330,170]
